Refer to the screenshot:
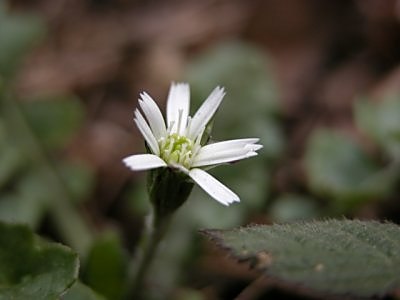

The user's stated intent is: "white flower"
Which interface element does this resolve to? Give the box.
[123,83,262,206]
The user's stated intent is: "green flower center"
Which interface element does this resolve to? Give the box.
[159,134,194,168]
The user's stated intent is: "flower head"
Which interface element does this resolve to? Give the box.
[123,83,262,206]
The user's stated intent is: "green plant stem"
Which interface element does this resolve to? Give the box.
[1,92,94,257]
[128,209,172,298]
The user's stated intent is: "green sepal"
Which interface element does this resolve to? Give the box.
[147,167,194,221]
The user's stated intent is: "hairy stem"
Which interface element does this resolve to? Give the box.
[128,209,172,298]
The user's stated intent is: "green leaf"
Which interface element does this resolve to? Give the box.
[0,221,79,299]
[61,282,106,300]
[304,129,394,211]
[21,95,85,150]
[355,96,400,160]
[203,220,400,298]
[0,5,45,78]
[83,231,128,300]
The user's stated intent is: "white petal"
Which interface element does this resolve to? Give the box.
[245,144,263,151]
[189,168,239,206]
[134,110,159,155]
[166,82,190,135]
[197,138,260,154]
[123,154,167,171]
[188,86,225,140]
[192,139,262,167]
[139,92,166,140]
[192,147,259,167]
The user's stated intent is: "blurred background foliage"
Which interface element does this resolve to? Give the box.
[1,0,400,299]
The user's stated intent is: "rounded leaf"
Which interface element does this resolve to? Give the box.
[204,220,400,298]
[0,221,79,300]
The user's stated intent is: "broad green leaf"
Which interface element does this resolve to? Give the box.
[61,282,106,300]
[304,129,394,211]
[0,221,79,299]
[355,96,400,160]
[203,220,400,298]
[83,231,128,300]
[21,95,85,150]
[0,4,45,78]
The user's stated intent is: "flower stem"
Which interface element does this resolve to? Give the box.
[128,208,172,298]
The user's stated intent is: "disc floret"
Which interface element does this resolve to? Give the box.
[159,134,198,169]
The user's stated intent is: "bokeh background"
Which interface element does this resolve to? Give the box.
[1,0,400,299]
